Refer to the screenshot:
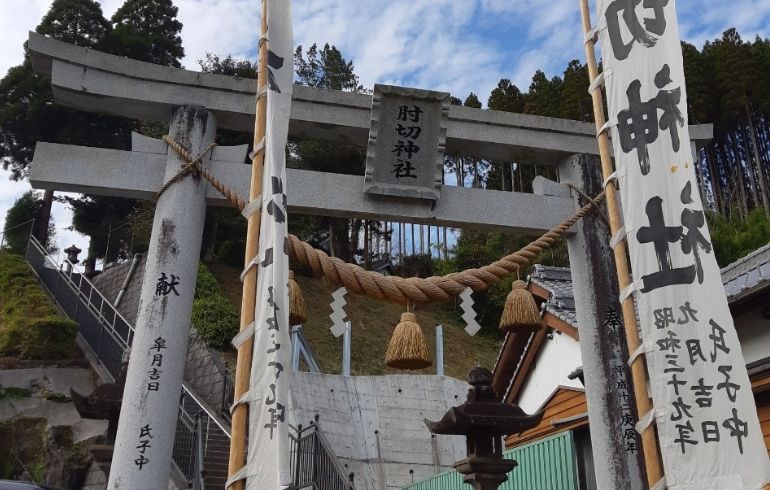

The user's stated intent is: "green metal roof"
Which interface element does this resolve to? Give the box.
[404,431,579,490]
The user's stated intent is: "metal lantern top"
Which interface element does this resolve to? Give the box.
[64,244,82,263]
[425,367,543,437]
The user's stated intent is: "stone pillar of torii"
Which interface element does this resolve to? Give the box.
[105,106,236,487]
[25,32,712,489]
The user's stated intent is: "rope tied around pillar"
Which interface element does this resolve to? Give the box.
[567,182,610,228]
[159,135,247,212]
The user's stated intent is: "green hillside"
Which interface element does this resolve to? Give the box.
[0,251,77,361]
[207,262,503,379]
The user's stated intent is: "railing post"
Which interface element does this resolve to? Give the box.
[24,235,31,263]
[312,426,320,485]
[73,290,80,320]
[204,416,210,457]
[194,413,205,490]
[53,267,61,298]
[96,324,104,359]
[435,324,444,377]
[342,323,351,377]
[291,326,301,371]
[294,424,303,486]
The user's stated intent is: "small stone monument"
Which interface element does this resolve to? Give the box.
[364,84,449,200]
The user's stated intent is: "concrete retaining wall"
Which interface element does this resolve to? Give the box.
[288,373,468,490]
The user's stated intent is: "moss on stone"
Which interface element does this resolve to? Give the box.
[0,417,47,482]
[0,386,33,400]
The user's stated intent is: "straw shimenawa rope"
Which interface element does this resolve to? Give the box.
[162,135,606,305]
[288,192,605,304]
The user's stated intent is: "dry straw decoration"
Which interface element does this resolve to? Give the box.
[288,270,308,326]
[499,280,542,332]
[385,310,432,370]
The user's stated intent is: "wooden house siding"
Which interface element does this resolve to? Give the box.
[507,388,588,448]
[753,374,770,459]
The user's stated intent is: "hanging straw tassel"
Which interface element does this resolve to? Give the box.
[499,280,542,332]
[288,270,308,326]
[385,311,432,370]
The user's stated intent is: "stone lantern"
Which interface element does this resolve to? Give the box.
[70,351,129,478]
[425,367,543,490]
[63,244,82,273]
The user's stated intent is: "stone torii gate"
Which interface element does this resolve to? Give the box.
[25,31,713,489]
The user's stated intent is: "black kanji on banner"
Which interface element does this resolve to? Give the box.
[617,65,684,175]
[605,0,668,61]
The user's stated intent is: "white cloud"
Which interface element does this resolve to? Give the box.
[678,0,770,47]
[0,1,50,77]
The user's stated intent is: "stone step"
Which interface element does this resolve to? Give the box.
[205,445,230,456]
[205,477,227,490]
[206,465,227,477]
[207,432,231,442]
[204,456,229,466]
[206,437,230,446]
[205,447,230,455]
[204,460,229,470]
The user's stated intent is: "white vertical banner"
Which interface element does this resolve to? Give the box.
[596,1,770,488]
[247,0,294,488]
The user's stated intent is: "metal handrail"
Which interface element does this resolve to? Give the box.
[0,219,35,249]
[290,422,355,489]
[182,384,232,438]
[29,234,234,439]
[31,238,135,350]
[35,236,134,331]
[314,423,353,486]
[192,414,206,490]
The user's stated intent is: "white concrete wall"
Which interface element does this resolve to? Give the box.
[517,332,583,414]
[734,304,770,365]
[288,373,468,490]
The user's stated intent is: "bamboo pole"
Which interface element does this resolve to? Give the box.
[578,0,664,485]
[227,1,268,488]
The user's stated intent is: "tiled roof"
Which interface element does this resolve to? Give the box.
[720,242,770,302]
[90,255,146,325]
[526,243,770,329]
[528,265,578,328]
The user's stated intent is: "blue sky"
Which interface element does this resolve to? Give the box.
[2,0,770,259]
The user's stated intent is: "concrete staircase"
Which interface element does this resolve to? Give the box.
[202,429,231,489]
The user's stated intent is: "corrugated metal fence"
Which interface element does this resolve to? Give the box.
[404,431,579,490]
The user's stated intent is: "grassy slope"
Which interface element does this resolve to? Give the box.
[0,251,78,360]
[207,261,502,379]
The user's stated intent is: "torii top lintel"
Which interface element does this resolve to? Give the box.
[26,32,713,166]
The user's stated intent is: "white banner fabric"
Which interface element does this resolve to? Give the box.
[246,0,294,488]
[596,0,770,488]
